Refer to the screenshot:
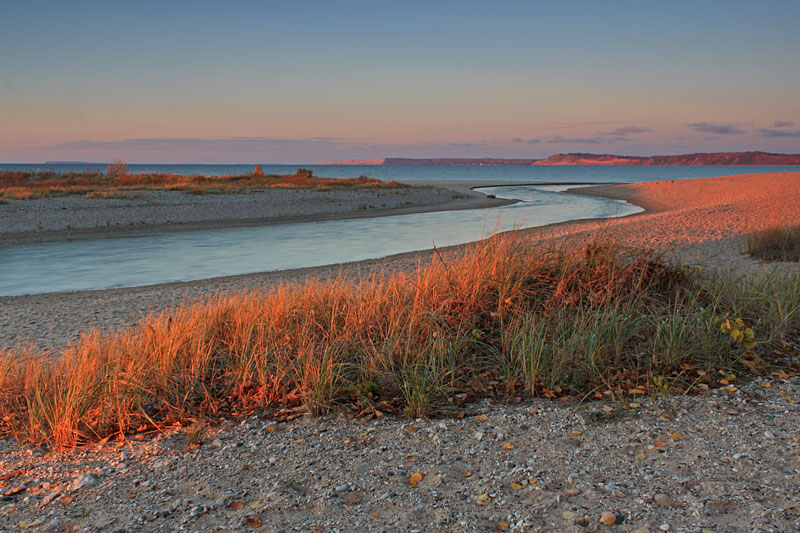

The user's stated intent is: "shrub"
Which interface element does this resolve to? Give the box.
[746,225,800,262]
[107,159,128,177]
[253,165,264,177]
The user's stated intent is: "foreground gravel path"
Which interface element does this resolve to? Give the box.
[1,376,798,532]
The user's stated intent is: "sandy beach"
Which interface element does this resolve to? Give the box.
[1,172,799,532]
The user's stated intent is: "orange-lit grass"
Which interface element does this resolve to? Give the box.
[1,233,798,448]
[0,168,403,200]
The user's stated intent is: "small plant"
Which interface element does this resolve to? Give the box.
[253,165,264,177]
[106,159,128,177]
[746,225,800,262]
[715,316,756,349]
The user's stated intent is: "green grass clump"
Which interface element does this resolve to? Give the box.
[746,225,800,262]
[1,232,798,448]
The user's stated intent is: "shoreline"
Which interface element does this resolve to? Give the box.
[3,173,800,350]
[0,183,516,245]
[0,180,622,246]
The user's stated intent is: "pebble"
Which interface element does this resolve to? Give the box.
[653,493,671,507]
[69,473,97,492]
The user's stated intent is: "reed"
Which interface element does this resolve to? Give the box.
[1,232,797,447]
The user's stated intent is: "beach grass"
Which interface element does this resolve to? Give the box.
[746,225,800,262]
[0,166,404,200]
[1,232,798,448]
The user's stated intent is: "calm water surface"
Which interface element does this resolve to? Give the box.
[0,186,640,296]
[2,163,799,183]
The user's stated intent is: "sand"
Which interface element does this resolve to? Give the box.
[2,172,799,350]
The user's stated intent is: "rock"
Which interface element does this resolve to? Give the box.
[600,512,616,525]
[653,493,671,507]
[69,473,97,492]
[562,511,577,520]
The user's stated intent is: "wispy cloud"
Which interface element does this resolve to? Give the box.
[31,136,536,163]
[605,125,650,136]
[511,138,541,144]
[36,136,358,152]
[548,121,622,130]
[545,135,601,144]
[688,122,746,135]
[447,141,490,147]
[771,120,795,128]
[758,128,800,138]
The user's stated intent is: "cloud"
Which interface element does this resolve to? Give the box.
[447,140,491,147]
[548,121,621,130]
[758,128,800,138]
[772,120,794,128]
[545,135,601,144]
[606,125,650,136]
[512,138,541,144]
[688,122,745,135]
[37,136,360,153]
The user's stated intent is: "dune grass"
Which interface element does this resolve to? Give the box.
[0,167,402,200]
[746,225,800,262]
[1,233,798,448]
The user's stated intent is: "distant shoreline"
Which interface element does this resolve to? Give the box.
[315,151,800,166]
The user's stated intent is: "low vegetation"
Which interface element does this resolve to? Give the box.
[746,225,800,262]
[0,164,402,200]
[1,232,798,448]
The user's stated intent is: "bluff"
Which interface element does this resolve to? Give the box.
[533,152,800,166]
[314,158,540,165]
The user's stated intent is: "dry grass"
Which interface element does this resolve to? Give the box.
[746,225,800,262]
[1,232,798,448]
[0,167,403,200]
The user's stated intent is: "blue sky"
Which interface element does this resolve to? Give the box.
[1,1,799,162]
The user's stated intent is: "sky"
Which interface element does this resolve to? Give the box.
[1,0,799,163]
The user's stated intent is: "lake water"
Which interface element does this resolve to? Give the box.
[0,185,641,296]
[3,163,799,184]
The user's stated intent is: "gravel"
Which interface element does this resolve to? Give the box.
[1,376,798,532]
[0,185,480,243]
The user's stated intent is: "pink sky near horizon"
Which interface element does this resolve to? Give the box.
[2,2,799,163]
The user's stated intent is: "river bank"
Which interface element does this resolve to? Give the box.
[2,173,799,350]
[0,183,516,245]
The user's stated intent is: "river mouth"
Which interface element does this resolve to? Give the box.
[0,185,641,297]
